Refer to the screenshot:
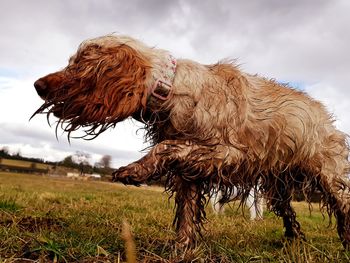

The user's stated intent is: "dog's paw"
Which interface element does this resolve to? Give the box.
[112,164,142,186]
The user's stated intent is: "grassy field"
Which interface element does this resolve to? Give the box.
[0,159,51,170]
[0,172,349,262]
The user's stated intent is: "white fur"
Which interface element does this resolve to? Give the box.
[210,186,264,220]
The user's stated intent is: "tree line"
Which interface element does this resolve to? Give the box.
[0,147,113,176]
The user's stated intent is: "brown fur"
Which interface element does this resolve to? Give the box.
[33,41,151,138]
[33,34,350,249]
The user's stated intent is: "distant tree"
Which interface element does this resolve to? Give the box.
[94,161,102,169]
[74,151,92,175]
[0,147,10,158]
[74,151,90,164]
[100,155,112,168]
[60,152,96,175]
[61,155,77,168]
[15,150,22,158]
[1,146,9,154]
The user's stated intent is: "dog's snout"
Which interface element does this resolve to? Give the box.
[34,79,48,97]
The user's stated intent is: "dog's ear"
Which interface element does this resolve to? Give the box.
[94,44,151,121]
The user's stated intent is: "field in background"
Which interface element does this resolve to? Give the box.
[0,159,50,170]
[0,158,52,175]
[0,172,349,262]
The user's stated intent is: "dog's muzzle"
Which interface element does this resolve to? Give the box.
[34,79,48,98]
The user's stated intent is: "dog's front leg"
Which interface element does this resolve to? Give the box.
[172,177,205,249]
[113,140,216,185]
[112,153,158,186]
[112,140,183,185]
[112,140,192,186]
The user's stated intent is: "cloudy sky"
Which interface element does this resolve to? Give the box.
[0,0,349,168]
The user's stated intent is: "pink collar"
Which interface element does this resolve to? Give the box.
[148,54,176,101]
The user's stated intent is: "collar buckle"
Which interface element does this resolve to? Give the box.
[150,79,173,101]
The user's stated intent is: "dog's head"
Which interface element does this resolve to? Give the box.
[33,35,154,138]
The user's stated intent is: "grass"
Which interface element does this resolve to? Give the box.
[0,159,51,170]
[0,172,349,262]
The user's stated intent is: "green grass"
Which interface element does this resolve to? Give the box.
[0,159,51,169]
[0,172,349,262]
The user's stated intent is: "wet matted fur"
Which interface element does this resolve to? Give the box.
[33,34,350,249]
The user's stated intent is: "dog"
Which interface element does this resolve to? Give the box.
[210,185,264,220]
[33,34,350,249]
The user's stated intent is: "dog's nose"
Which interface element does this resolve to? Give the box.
[34,79,48,97]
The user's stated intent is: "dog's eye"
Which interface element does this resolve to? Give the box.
[127,92,133,97]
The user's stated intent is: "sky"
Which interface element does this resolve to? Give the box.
[0,0,349,168]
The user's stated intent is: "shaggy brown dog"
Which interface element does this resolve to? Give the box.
[33,35,350,249]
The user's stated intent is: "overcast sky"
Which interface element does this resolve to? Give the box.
[0,0,349,168]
